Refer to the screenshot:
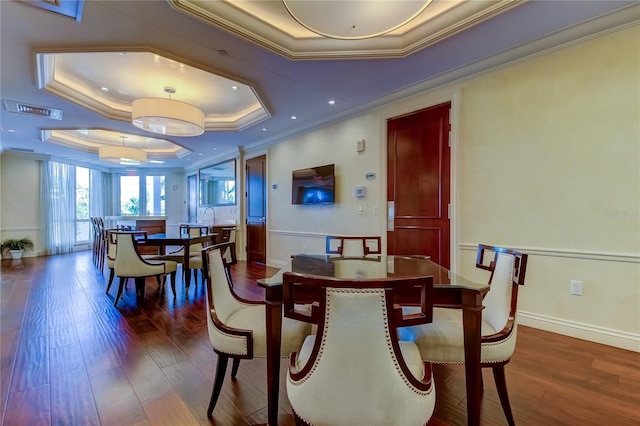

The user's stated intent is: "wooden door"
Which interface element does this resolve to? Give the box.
[387,103,451,268]
[246,155,267,264]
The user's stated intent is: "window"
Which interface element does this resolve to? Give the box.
[76,167,90,242]
[120,175,140,215]
[118,173,165,216]
[146,175,165,215]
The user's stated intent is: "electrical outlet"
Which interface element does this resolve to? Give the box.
[570,280,583,296]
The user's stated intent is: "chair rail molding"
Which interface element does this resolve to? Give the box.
[459,243,640,264]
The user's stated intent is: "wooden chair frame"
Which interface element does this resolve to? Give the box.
[325,235,382,256]
[474,244,528,425]
[200,241,253,418]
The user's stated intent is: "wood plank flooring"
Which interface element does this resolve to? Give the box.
[1,252,639,425]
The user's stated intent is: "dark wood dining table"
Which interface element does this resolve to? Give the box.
[136,232,217,288]
[257,254,490,426]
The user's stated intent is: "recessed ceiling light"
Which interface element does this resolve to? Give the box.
[262,128,267,131]
[328,100,336,105]
[148,160,165,164]
[291,116,297,120]
[7,129,15,133]
[231,86,238,90]
[198,153,203,156]
[100,86,109,92]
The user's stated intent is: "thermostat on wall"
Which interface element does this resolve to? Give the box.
[353,186,366,198]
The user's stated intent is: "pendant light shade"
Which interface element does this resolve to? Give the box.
[131,97,204,137]
[99,136,147,165]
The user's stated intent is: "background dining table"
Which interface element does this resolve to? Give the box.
[136,232,217,288]
[257,254,490,426]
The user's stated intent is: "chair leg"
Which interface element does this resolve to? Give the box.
[135,277,146,301]
[207,355,229,418]
[492,364,515,426]
[114,277,126,306]
[106,268,115,293]
[170,271,177,297]
[231,358,241,378]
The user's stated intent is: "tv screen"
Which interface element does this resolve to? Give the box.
[292,164,335,205]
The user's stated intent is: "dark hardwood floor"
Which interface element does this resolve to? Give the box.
[1,252,638,425]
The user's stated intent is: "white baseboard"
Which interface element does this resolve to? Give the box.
[519,311,640,353]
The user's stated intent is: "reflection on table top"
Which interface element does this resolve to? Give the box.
[259,254,486,291]
[136,233,218,246]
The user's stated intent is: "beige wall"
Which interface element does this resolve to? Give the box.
[265,25,640,350]
[265,114,386,262]
[0,154,42,256]
[454,25,639,348]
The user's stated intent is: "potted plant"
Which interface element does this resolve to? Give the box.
[1,238,34,259]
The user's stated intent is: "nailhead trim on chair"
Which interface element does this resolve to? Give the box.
[290,288,432,396]
[211,326,249,356]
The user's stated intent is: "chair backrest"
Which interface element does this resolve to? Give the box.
[325,235,381,256]
[108,230,147,261]
[179,224,209,254]
[282,272,435,424]
[202,242,242,324]
[475,244,528,333]
[113,231,164,277]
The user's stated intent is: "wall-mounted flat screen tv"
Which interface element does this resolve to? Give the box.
[292,164,335,205]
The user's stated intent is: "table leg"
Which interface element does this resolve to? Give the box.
[461,289,484,426]
[184,244,191,287]
[264,286,283,426]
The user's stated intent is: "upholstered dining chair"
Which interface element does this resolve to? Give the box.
[105,230,161,294]
[282,272,436,426]
[111,231,178,306]
[201,242,311,419]
[399,244,528,426]
[188,238,237,286]
[325,235,382,257]
[90,217,109,271]
[160,224,209,281]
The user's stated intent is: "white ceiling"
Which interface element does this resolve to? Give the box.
[1,0,638,171]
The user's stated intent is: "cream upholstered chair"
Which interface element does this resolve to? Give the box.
[186,226,236,285]
[160,224,209,281]
[188,237,237,286]
[112,232,178,306]
[282,272,436,426]
[399,244,528,426]
[201,242,312,419]
[325,235,381,257]
[106,230,165,294]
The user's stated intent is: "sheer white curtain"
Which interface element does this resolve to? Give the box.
[41,161,76,255]
[90,169,113,218]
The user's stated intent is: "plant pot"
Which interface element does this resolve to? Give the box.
[9,249,23,260]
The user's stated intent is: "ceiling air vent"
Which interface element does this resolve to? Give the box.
[2,99,63,120]
[9,147,35,153]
